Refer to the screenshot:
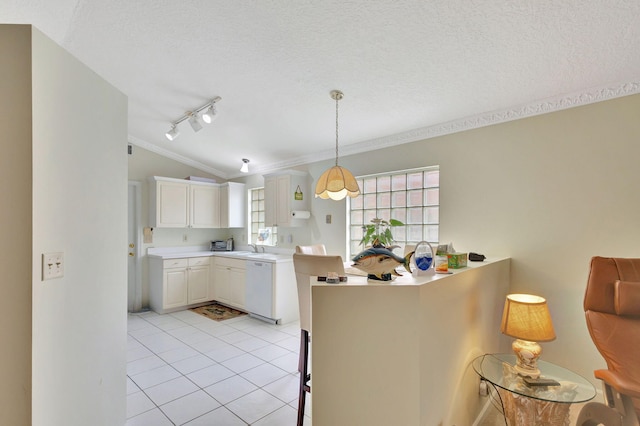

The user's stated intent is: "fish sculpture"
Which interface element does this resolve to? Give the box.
[352,245,414,281]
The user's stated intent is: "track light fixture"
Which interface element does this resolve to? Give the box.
[188,112,203,132]
[202,103,217,124]
[240,158,250,173]
[165,124,180,141]
[165,96,221,141]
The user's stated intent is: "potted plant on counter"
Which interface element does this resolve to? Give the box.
[359,217,404,248]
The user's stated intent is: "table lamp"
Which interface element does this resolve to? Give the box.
[500,293,556,378]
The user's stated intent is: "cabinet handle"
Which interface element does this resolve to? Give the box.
[128,252,134,257]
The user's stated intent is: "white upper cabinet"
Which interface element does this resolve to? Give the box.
[149,176,245,229]
[219,182,246,228]
[263,170,309,227]
[190,183,220,228]
[150,178,190,228]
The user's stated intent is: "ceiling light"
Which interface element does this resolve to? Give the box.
[240,158,250,173]
[314,90,361,200]
[188,112,203,132]
[202,103,217,124]
[165,124,180,141]
[164,96,221,140]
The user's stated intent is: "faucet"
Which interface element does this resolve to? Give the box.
[249,244,259,253]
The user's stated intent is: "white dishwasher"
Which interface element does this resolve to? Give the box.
[245,260,274,322]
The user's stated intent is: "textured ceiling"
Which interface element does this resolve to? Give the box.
[2,1,639,178]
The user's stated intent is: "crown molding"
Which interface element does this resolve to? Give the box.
[335,80,640,161]
[131,81,639,177]
[127,135,229,179]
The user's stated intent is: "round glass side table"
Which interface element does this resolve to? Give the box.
[472,353,596,425]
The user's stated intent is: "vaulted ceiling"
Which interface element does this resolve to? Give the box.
[3,1,639,178]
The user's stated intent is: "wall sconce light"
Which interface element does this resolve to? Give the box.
[500,293,556,378]
[165,96,221,141]
[240,158,250,173]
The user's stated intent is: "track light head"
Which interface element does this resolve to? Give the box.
[165,124,180,141]
[202,103,218,124]
[240,158,250,173]
[188,112,203,132]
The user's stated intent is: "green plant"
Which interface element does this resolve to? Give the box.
[359,218,404,248]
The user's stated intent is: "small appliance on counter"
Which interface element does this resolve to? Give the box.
[210,237,234,251]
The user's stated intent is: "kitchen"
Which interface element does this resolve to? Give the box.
[128,167,313,323]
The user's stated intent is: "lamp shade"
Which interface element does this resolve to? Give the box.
[314,165,361,200]
[500,294,556,342]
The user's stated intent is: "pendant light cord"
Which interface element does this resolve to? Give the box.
[335,94,339,166]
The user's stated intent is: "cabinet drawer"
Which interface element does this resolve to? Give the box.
[215,257,246,269]
[163,258,188,268]
[188,257,210,267]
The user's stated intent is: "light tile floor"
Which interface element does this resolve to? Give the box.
[126,310,311,425]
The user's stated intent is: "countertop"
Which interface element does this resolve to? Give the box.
[147,246,293,263]
[321,257,509,286]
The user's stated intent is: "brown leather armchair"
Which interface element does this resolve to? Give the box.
[577,256,640,426]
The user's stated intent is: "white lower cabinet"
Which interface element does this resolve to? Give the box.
[212,257,246,310]
[150,257,211,313]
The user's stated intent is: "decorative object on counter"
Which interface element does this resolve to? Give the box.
[447,252,468,269]
[190,302,247,322]
[164,96,221,141]
[240,158,250,173]
[469,252,486,261]
[500,294,556,378]
[314,90,361,200]
[351,244,414,281]
[359,218,404,248]
[435,254,449,273]
[413,241,435,276]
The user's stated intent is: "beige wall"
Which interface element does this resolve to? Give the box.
[0,25,33,426]
[0,25,129,425]
[304,93,640,386]
[128,146,234,306]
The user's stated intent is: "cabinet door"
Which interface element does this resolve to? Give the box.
[188,266,210,303]
[264,176,277,227]
[191,184,220,228]
[164,268,188,308]
[229,268,246,309]
[157,180,189,227]
[213,264,231,304]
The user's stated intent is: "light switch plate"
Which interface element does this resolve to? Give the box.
[42,252,64,280]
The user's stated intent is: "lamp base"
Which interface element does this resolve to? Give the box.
[512,339,542,378]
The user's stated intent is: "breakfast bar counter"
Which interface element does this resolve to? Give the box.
[310,258,511,426]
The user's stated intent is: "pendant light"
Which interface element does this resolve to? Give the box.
[314,90,361,200]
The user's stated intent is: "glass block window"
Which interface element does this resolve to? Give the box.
[249,187,277,245]
[348,167,439,257]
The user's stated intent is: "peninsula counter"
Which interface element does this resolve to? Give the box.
[310,258,511,426]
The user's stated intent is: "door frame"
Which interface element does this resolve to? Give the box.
[128,181,143,312]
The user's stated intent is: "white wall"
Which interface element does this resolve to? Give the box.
[0,24,33,426]
[29,27,128,425]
